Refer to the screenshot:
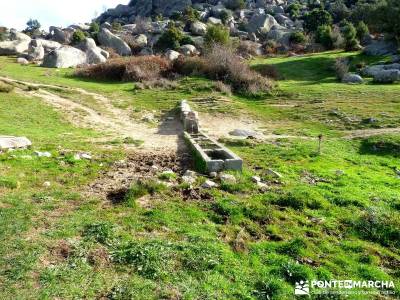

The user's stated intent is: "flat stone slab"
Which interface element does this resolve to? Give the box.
[0,136,32,150]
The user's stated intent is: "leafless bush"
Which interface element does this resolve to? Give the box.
[174,45,272,95]
[332,26,345,49]
[134,78,178,90]
[75,56,172,82]
[334,57,349,80]
[214,81,232,95]
[134,16,151,34]
[236,40,260,58]
[102,47,121,59]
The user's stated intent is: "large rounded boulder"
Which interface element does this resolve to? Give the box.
[97,28,132,56]
[42,46,87,68]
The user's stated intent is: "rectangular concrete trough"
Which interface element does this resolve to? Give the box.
[184,131,243,173]
[180,100,243,173]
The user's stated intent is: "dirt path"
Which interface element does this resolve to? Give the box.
[1,76,183,151]
[344,127,400,139]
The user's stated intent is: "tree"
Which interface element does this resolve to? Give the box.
[316,25,333,49]
[356,21,369,41]
[341,22,359,51]
[204,25,230,47]
[24,19,41,36]
[328,0,350,23]
[379,0,400,42]
[304,8,333,32]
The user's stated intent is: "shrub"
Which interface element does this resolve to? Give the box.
[71,29,86,45]
[253,278,285,300]
[89,22,100,33]
[304,8,333,32]
[356,21,369,41]
[315,25,333,49]
[236,40,260,58]
[264,40,278,54]
[329,0,350,23]
[204,25,230,47]
[340,21,359,51]
[155,22,184,51]
[0,27,7,41]
[180,35,194,46]
[182,6,200,23]
[75,56,172,82]
[287,2,301,19]
[214,81,232,95]
[175,45,272,95]
[24,19,41,36]
[225,0,245,11]
[289,31,306,44]
[334,57,349,80]
[83,222,114,244]
[219,9,232,25]
[112,21,122,31]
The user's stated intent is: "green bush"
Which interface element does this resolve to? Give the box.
[253,278,286,300]
[219,9,232,25]
[278,238,307,258]
[356,21,369,41]
[289,31,306,44]
[315,25,334,49]
[341,22,359,51]
[83,222,114,244]
[155,22,184,50]
[71,29,86,45]
[287,2,301,19]
[304,8,333,32]
[112,21,122,31]
[183,6,200,23]
[0,82,14,93]
[24,19,41,36]
[225,0,245,11]
[204,25,230,47]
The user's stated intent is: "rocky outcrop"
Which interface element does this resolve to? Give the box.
[78,38,109,64]
[97,0,191,23]
[165,49,181,61]
[49,26,72,44]
[31,39,61,52]
[97,28,132,56]
[246,14,280,34]
[363,39,398,56]
[190,21,207,36]
[373,70,400,83]
[42,46,87,68]
[0,31,31,55]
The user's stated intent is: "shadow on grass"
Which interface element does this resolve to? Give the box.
[359,137,400,157]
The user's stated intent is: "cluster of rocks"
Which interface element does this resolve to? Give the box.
[361,62,400,84]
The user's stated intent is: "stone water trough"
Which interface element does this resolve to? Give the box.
[180,100,242,173]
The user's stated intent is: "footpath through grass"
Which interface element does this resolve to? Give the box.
[0,52,399,299]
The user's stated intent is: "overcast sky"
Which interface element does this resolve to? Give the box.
[0,0,129,30]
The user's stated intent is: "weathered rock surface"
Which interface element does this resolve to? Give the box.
[190,21,207,36]
[342,73,363,84]
[247,14,280,33]
[42,46,87,68]
[98,28,132,56]
[0,136,32,150]
[363,39,398,56]
[0,31,31,55]
[373,69,400,83]
[165,49,181,61]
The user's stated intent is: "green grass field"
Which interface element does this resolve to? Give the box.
[0,51,399,299]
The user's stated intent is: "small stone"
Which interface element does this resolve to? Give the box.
[80,153,92,160]
[141,113,155,123]
[184,170,197,177]
[220,174,237,184]
[43,181,51,187]
[34,151,52,158]
[150,165,159,171]
[73,154,81,160]
[251,176,261,183]
[209,172,217,178]
[257,181,268,191]
[202,180,217,189]
[182,176,196,184]
[266,169,283,179]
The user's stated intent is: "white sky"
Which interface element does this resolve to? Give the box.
[0,0,129,30]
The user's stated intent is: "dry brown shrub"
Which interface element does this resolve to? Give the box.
[174,45,272,95]
[334,57,349,80]
[120,34,144,55]
[236,40,260,58]
[102,47,121,59]
[75,56,172,82]
[214,81,232,95]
